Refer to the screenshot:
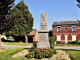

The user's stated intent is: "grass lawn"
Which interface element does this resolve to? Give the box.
[7,37,14,41]
[7,39,14,41]
[0,48,29,60]
[1,48,80,60]
[55,43,80,46]
[3,37,33,46]
[0,48,69,60]
[57,49,80,60]
[3,42,32,46]
[68,44,80,46]
[67,50,80,60]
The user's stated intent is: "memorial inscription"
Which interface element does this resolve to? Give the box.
[41,26,45,30]
[40,34,46,41]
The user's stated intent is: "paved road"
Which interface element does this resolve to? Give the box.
[1,42,32,49]
[1,42,80,50]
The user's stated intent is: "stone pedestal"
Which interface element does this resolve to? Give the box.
[37,13,50,49]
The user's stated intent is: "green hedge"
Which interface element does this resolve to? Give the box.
[50,45,56,54]
[68,40,80,44]
[33,41,38,47]
[49,37,56,45]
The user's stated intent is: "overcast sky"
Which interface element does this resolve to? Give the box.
[14,0,80,31]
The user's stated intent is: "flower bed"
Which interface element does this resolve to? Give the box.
[27,47,56,59]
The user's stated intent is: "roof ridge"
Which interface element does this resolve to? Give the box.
[53,20,80,25]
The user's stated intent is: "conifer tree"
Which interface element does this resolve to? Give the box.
[5,0,34,42]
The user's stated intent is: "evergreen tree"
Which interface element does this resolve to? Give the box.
[5,0,34,42]
[33,28,37,31]
[0,0,15,50]
[76,0,80,8]
[49,30,52,37]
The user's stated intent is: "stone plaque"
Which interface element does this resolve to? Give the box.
[37,13,50,49]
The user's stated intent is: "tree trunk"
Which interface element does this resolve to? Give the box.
[0,34,1,50]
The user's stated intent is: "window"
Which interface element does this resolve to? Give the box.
[72,35,76,41]
[72,26,76,31]
[65,27,67,30]
[57,35,61,41]
[57,26,61,32]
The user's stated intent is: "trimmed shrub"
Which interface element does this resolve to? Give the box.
[33,41,38,47]
[49,37,56,45]
[50,45,54,50]
[78,42,80,45]
[68,40,79,44]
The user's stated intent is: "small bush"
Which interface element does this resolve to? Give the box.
[27,47,55,59]
[27,51,35,58]
[33,41,38,47]
[78,42,80,45]
[68,40,79,44]
[50,45,56,54]
[54,49,56,54]
[30,46,36,51]
[50,45,54,50]
[49,37,56,45]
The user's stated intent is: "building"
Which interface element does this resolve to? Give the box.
[25,31,39,43]
[52,19,80,43]
[1,35,7,40]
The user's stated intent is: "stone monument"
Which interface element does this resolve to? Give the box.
[37,13,50,48]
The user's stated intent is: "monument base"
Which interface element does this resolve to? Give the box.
[37,42,50,49]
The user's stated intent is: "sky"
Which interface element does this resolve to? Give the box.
[14,0,80,31]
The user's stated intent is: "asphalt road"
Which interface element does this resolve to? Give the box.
[1,42,32,49]
[1,42,80,50]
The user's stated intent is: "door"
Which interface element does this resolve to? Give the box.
[65,35,68,43]
[72,35,76,41]
[28,37,33,43]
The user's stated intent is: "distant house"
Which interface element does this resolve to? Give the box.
[52,19,80,43]
[1,35,7,40]
[25,31,39,43]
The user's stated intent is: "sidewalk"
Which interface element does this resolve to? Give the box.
[54,46,80,50]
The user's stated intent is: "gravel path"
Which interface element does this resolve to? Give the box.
[12,50,71,60]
